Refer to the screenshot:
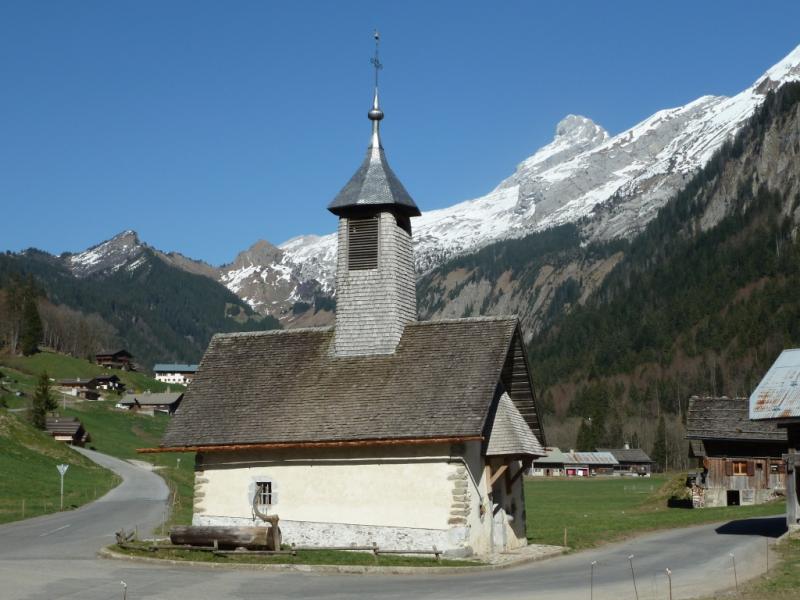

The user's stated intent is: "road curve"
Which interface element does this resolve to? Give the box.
[0,449,785,600]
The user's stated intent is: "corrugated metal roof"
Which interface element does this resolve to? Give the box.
[749,349,800,420]
[533,447,571,465]
[568,452,619,465]
[153,364,198,373]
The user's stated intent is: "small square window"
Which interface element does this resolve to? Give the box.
[732,461,748,475]
[256,481,273,507]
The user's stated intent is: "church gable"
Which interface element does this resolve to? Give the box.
[500,328,546,445]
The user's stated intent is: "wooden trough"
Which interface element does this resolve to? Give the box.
[170,522,281,551]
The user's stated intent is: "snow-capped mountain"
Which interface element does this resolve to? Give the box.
[253,44,800,306]
[62,44,800,320]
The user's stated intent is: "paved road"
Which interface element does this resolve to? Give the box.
[0,450,786,600]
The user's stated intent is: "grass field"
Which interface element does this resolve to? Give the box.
[0,411,119,524]
[114,541,476,567]
[524,476,785,550]
[0,352,184,408]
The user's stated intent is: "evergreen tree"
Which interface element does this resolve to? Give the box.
[576,418,599,451]
[29,372,52,429]
[651,415,667,471]
[19,284,42,356]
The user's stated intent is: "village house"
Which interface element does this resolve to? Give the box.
[116,391,184,416]
[93,374,124,392]
[530,449,623,477]
[45,416,90,447]
[57,378,100,401]
[530,447,569,476]
[95,349,134,371]
[153,363,198,386]
[687,396,786,508]
[597,444,654,477]
[749,349,800,529]
[149,79,547,556]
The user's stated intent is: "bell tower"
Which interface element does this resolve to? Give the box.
[328,32,420,357]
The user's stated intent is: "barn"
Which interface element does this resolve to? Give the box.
[148,83,547,556]
[686,396,786,508]
[749,349,800,529]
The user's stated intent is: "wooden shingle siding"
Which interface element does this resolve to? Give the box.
[334,213,417,356]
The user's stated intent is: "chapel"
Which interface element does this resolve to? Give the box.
[157,55,547,556]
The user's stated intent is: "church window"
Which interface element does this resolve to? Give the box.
[348,217,379,270]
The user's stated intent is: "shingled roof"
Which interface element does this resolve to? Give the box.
[686,396,787,442]
[162,316,543,449]
[485,393,544,456]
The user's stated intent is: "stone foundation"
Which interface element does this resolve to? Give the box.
[193,514,472,557]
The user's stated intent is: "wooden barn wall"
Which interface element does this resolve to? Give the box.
[704,457,786,491]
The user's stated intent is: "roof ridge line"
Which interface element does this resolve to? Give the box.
[411,315,519,326]
[214,326,334,339]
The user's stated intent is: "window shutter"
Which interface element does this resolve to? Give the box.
[725,461,733,476]
[348,217,379,270]
[746,461,755,477]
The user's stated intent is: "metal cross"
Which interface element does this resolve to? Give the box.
[370,29,383,89]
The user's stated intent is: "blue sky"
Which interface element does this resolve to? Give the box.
[2,1,800,265]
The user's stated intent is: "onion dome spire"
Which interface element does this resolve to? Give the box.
[327,31,420,218]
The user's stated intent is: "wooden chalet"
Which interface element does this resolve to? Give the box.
[749,349,800,529]
[597,445,654,477]
[145,79,548,557]
[687,396,786,508]
[117,391,183,415]
[57,379,100,400]
[95,349,134,371]
[46,416,90,447]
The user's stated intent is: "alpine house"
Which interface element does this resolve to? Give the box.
[154,48,546,556]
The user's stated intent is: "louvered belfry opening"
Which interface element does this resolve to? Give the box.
[348,217,379,270]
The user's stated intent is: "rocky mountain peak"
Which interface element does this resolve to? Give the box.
[754,43,800,94]
[226,239,283,270]
[554,114,608,145]
[67,229,146,277]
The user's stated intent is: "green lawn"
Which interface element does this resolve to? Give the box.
[114,541,475,567]
[0,411,119,524]
[525,476,784,550]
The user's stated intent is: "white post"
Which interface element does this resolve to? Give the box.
[57,464,69,511]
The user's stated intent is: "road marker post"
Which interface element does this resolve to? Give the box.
[628,554,639,600]
[729,552,738,593]
[120,580,127,600]
[56,464,69,511]
[665,568,672,600]
[590,560,597,600]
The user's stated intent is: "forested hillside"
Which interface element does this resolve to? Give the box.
[532,82,800,459]
[416,82,800,464]
[0,248,280,370]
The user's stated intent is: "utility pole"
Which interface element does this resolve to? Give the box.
[57,464,69,510]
